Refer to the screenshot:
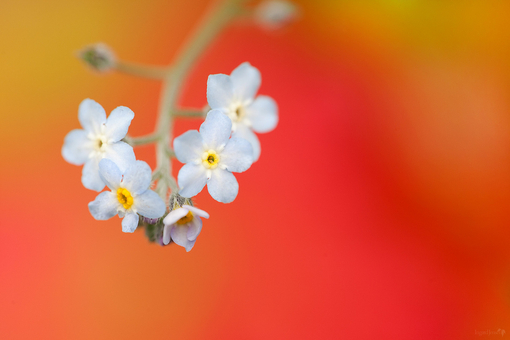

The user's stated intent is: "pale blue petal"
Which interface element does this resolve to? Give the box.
[133,190,166,218]
[163,208,189,227]
[103,141,136,173]
[62,129,92,165]
[200,110,232,149]
[104,106,135,142]
[98,158,121,191]
[207,74,234,110]
[78,98,106,134]
[122,212,139,233]
[230,62,261,103]
[122,160,152,195]
[88,191,119,220]
[171,225,196,252]
[246,95,278,133]
[220,137,253,173]
[162,224,174,245]
[173,130,203,164]
[187,217,202,241]
[178,163,208,198]
[207,168,238,203]
[233,124,261,162]
[82,156,105,192]
[183,205,209,219]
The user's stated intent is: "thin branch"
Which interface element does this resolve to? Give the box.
[124,133,160,146]
[115,61,170,80]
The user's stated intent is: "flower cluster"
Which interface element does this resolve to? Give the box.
[63,62,278,251]
[65,0,292,251]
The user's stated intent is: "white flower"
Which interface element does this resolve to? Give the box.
[254,0,299,30]
[207,62,278,161]
[163,204,209,252]
[174,110,253,203]
[62,99,136,191]
[88,159,166,233]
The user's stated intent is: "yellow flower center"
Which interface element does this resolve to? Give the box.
[176,210,194,225]
[117,188,134,210]
[234,105,245,121]
[202,150,220,169]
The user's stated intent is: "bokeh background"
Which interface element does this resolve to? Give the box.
[1,0,510,338]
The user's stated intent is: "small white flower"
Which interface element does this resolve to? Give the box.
[62,99,136,191]
[174,110,253,203]
[207,62,278,161]
[255,0,299,30]
[88,159,166,233]
[163,204,209,252]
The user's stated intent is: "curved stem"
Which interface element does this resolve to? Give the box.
[153,0,245,200]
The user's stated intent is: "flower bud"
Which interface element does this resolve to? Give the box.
[254,0,299,31]
[78,43,116,72]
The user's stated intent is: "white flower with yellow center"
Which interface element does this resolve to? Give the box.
[88,159,166,233]
[207,62,278,161]
[62,99,136,191]
[162,204,209,252]
[174,110,253,203]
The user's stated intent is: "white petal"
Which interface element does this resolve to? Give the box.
[246,95,278,133]
[187,217,202,241]
[178,163,208,198]
[88,191,119,220]
[220,137,253,173]
[162,224,174,245]
[78,99,106,134]
[207,74,234,110]
[62,129,92,165]
[233,124,261,162]
[163,208,189,226]
[182,205,210,219]
[103,141,136,173]
[207,168,239,203]
[122,213,139,233]
[122,160,152,195]
[104,106,135,142]
[133,190,166,218]
[173,130,203,164]
[200,110,232,149]
[170,225,196,252]
[82,156,105,192]
[98,158,121,191]
[230,62,261,103]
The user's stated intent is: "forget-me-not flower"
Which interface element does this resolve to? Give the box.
[207,62,278,161]
[163,204,209,252]
[62,99,136,191]
[88,159,166,233]
[174,110,253,203]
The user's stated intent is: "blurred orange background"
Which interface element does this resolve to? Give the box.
[1,0,510,339]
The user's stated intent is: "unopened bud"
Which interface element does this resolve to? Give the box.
[254,0,299,31]
[78,43,116,72]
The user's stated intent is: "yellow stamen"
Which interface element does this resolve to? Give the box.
[176,210,194,225]
[117,188,134,210]
[202,150,220,169]
[236,107,243,118]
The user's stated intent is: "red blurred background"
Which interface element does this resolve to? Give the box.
[1,0,510,339]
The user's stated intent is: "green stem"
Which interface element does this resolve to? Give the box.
[124,133,160,146]
[172,108,206,118]
[116,61,169,79]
